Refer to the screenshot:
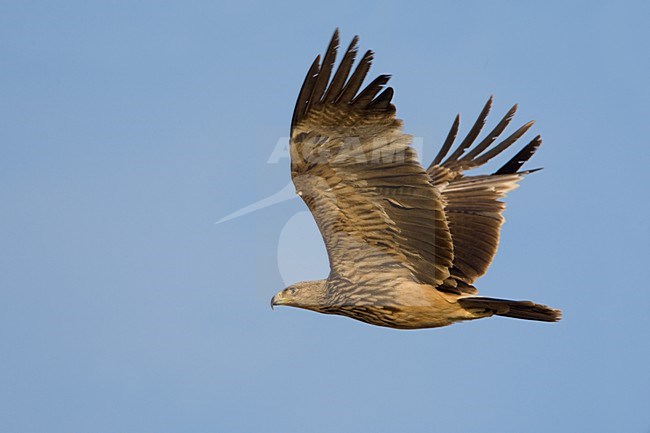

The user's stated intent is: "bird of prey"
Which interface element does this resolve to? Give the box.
[271,30,561,329]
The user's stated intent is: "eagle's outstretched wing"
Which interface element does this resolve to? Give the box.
[427,97,541,285]
[290,30,454,292]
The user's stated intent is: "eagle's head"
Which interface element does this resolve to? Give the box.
[271,280,328,311]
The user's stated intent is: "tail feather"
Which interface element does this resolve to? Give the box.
[458,296,562,322]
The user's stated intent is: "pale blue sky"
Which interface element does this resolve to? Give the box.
[1,1,649,432]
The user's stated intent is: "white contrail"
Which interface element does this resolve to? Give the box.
[215,182,297,224]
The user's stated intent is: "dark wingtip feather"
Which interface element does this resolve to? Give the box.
[444,97,493,163]
[310,30,340,104]
[428,97,543,177]
[430,114,460,168]
[292,32,396,133]
[368,86,394,110]
[337,49,374,103]
[494,134,542,175]
[353,74,391,107]
[472,120,535,166]
[324,35,359,103]
[291,55,321,131]
[459,102,518,163]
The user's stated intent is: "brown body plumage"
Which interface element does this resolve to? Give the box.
[271,30,561,329]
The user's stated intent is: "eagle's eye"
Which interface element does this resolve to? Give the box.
[287,287,298,296]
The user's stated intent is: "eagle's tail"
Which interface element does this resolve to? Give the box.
[458,296,562,322]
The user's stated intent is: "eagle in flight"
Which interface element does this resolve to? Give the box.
[271,30,561,329]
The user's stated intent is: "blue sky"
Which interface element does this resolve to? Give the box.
[1,1,649,432]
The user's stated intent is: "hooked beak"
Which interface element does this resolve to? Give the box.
[270,292,282,310]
